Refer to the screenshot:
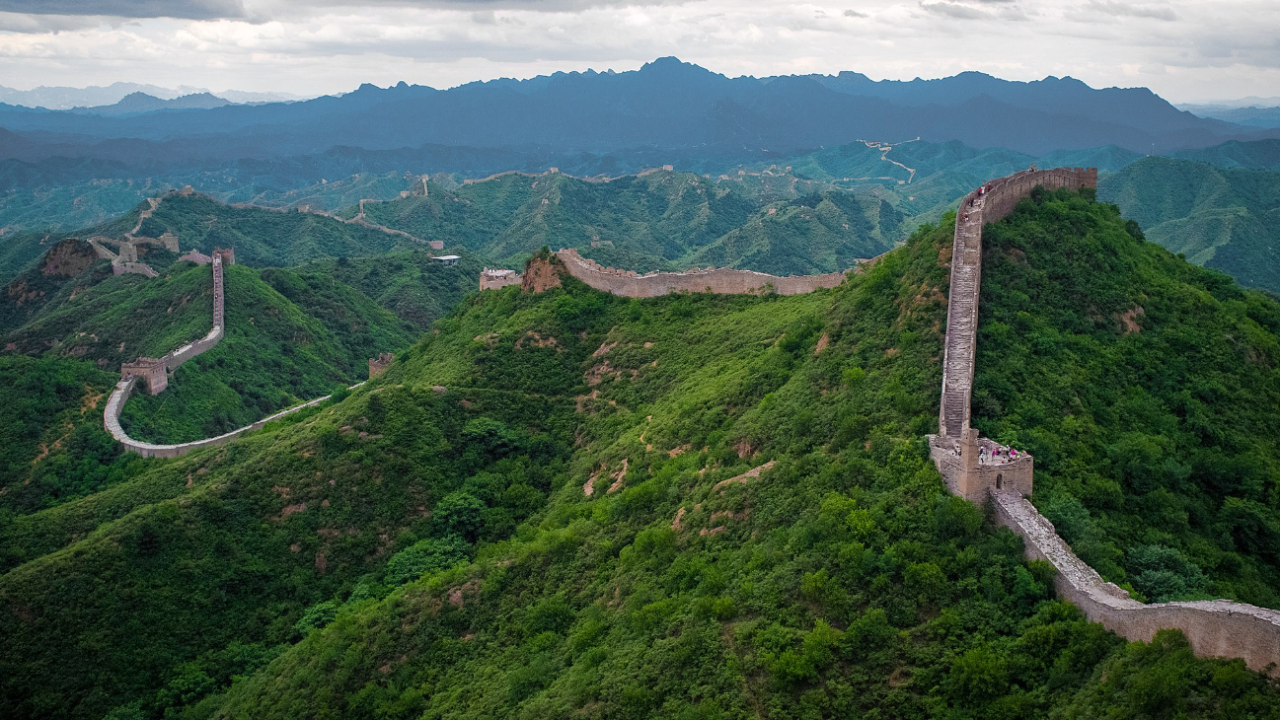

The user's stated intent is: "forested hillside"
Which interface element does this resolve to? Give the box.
[0,257,414,512]
[282,249,485,328]
[974,187,1280,608]
[360,171,900,273]
[1099,158,1280,294]
[4,193,1280,720]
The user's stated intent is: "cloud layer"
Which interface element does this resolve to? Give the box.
[0,0,1275,103]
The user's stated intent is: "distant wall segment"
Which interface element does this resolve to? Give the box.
[929,166,1280,675]
[103,250,366,459]
[555,248,848,297]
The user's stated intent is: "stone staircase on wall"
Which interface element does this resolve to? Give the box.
[929,166,1280,675]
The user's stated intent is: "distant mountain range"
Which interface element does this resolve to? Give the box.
[1180,105,1280,129]
[1,57,1276,170]
[69,92,232,117]
[1099,157,1280,295]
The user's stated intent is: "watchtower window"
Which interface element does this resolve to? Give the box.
[996,474,1003,490]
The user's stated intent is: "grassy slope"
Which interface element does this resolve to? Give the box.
[3,199,1279,720]
[2,259,413,447]
[1099,158,1280,294]
[118,264,413,444]
[0,356,142,517]
[974,187,1280,607]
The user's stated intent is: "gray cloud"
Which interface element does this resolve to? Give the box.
[305,0,689,11]
[918,0,1028,21]
[1076,1,1177,21]
[0,11,98,31]
[843,8,867,18]
[0,0,246,19]
[919,1,990,20]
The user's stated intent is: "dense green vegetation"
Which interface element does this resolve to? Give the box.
[1099,158,1280,294]
[974,186,1280,608]
[116,264,412,444]
[4,197,1280,720]
[359,171,901,274]
[283,249,484,328]
[135,193,423,268]
[0,355,141,516]
[1,256,413,446]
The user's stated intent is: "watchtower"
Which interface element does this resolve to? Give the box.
[212,247,235,265]
[122,357,169,395]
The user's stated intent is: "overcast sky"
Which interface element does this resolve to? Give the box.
[0,0,1276,103]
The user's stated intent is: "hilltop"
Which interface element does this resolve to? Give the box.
[2,189,1280,719]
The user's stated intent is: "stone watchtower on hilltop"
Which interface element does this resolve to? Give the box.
[121,357,168,395]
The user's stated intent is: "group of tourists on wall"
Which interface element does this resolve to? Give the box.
[961,185,992,222]
[980,444,1020,465]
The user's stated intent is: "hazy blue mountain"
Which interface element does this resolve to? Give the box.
[0,57,1272,165]
[1099,157,1280,294]
[71,92,231,117]
[1183,105,1280,129]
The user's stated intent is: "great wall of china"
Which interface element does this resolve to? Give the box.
[930,167,1280,674]
[555,249,849,297]
[480,249,852,297]
[101,247,366,459]
[95,169,1280,672]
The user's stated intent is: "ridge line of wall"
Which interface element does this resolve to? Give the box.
[555,248,848,297]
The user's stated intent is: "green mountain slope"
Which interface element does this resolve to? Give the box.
[118,263,415,444]
[3,194,1280,719]
[1099,158,1280,294]
[1,258,413,450]
[359,171,901,274]
[136,192,424,267]
[0,355,144,518]
[284,249,485,328]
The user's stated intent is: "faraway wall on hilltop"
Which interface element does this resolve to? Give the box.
[931,166,1280,675]
[556,248,848,297]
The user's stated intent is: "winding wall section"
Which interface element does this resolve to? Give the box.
[102,254,358,458]
[556,248,848,297]
[931,166,1280,675]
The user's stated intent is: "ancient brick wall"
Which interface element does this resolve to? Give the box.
[930,166,1280,675]
[556,249,847,298]
[104,377,358,459]
[106,255,226,456]
[104,252,370,458]
[939,167,1097,439]
[992,491,1280,675]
